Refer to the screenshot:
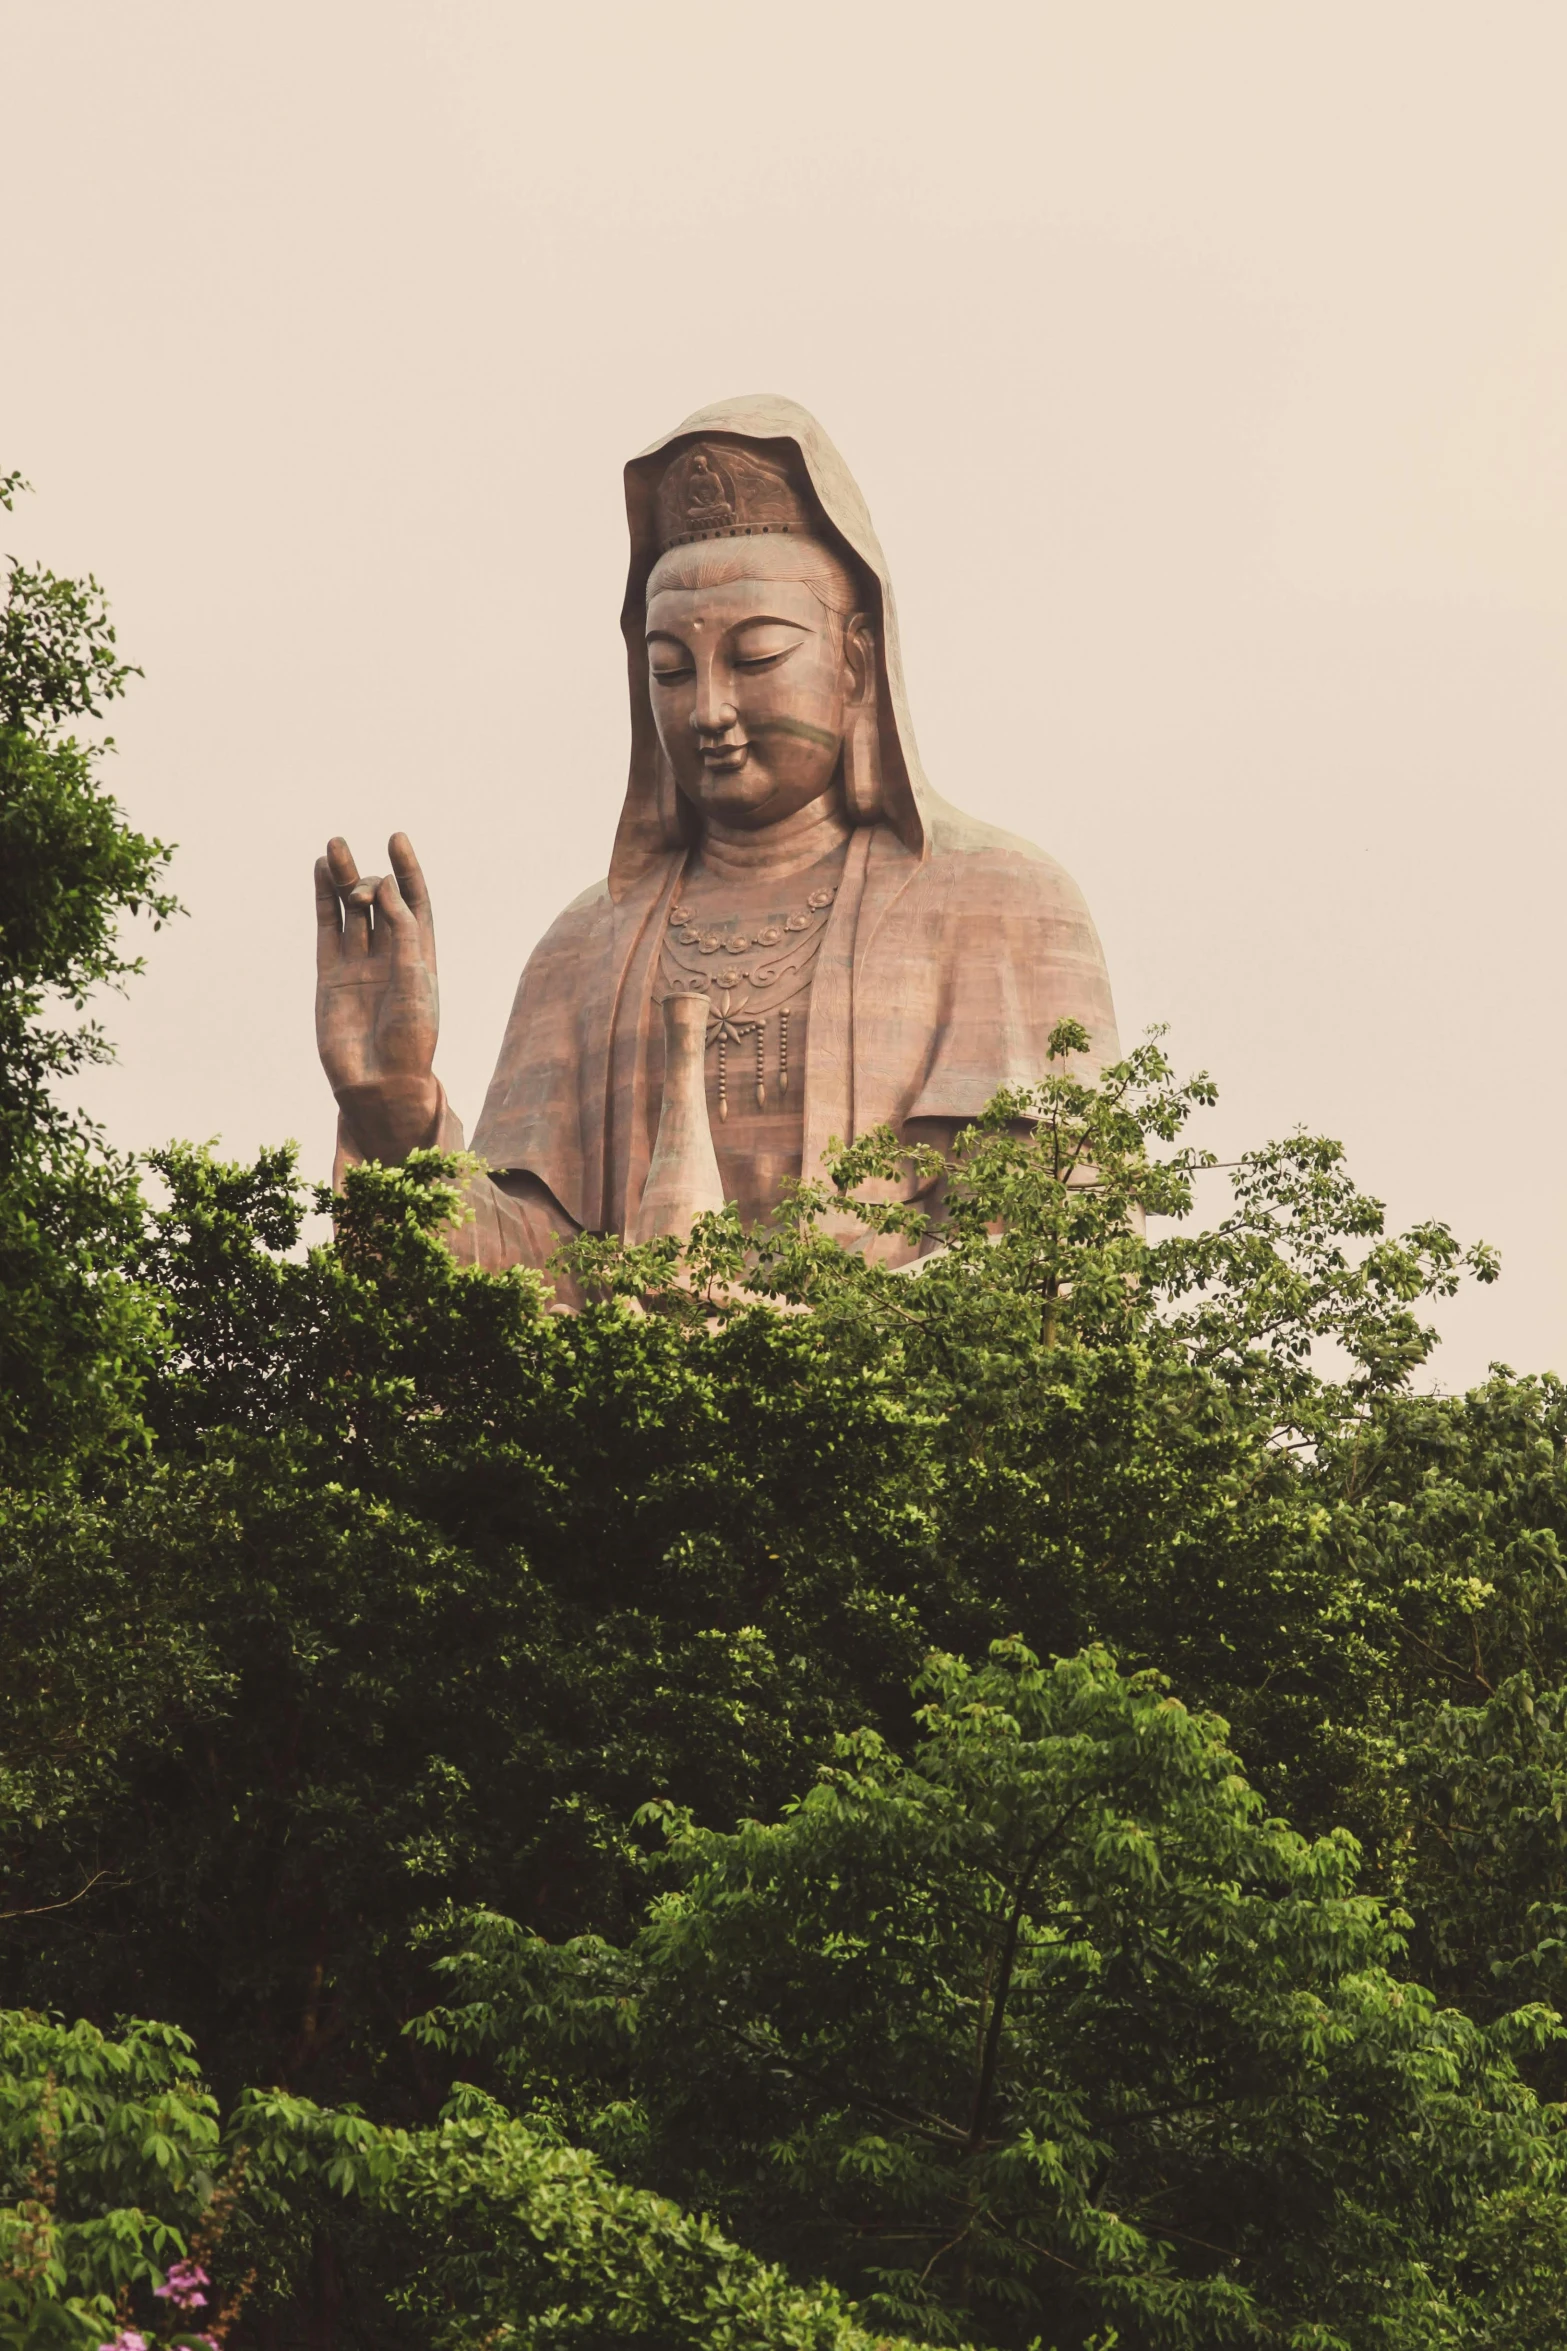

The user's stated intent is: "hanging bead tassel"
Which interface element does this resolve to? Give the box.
[755,1020,767,1110]
[717,1034,728,1122]
[779,1008,789,1096]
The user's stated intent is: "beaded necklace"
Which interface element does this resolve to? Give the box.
[658,884,837,1119]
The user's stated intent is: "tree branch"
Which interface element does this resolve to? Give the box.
[0,1869,113,1923]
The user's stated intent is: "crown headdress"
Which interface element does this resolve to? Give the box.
[654,441,811,551]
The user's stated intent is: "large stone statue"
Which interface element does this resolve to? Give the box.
[314,396,1121,1301]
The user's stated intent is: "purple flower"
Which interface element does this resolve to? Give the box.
[98,2332,148,2351]
[153,2259,210,2312]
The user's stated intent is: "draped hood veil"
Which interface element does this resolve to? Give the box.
[610,392,983,895]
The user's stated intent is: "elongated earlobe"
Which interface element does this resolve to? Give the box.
[842,697,885,824]
[655,743,689,847]
[841,614,884,825]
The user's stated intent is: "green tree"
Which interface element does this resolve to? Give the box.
[0,470,176,1481]
[578,1023,1499,1857]
[421,1642,1566,2351]
[1309,1373,1567,2045]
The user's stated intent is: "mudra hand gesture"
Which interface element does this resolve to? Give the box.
[314,833,443,1162]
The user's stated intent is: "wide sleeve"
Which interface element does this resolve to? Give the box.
[898,847,1121,1125]
[332,1086,583,1305]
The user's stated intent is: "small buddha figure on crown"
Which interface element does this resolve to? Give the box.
[678,449,734,531]
[314,396,1120,1303]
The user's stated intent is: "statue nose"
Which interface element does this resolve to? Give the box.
[694,700,739,737]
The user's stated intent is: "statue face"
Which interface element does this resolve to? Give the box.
[645,576,867,830]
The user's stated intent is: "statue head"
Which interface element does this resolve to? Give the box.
[612,399,937,898]
[644,450,880,832]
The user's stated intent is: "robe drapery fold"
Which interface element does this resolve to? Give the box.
[462,814,1119,1253]
[337,397,1122,1277]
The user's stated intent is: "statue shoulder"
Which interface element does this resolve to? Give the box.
[527,875,613,953]
[559,874,613,920]
[494,878,616,1011]
[911,795,1096,922]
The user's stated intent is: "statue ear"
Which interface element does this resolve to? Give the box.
[655,742,690,848]
[842,616,884,825]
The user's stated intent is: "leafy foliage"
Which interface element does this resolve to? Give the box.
[0,1022,1541,2133]
[3,1143,951,2105]
[0,2012,219,2351]
[420,1641,1564,2351]
[0,471,176,1480]
[0,2016,927,2351]
[319,2098,930,2351]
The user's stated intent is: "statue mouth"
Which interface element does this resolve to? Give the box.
[700,743,750,773]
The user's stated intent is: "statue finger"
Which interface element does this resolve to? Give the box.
[314,856,343,970]
[374,869,419,943]
[326,835,361,891]
[387,832,434,949]
[342,874,379,959]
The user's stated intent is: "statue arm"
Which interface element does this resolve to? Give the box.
[316,833,582,1303]
[882,846,1124,1261]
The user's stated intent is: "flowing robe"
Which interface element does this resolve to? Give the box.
[343,802,1119,1285]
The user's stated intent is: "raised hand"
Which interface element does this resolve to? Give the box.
[314,832,443,1162]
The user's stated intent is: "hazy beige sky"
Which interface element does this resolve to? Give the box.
[5,1,1564,1385]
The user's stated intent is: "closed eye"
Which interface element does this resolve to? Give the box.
[731,622,808,671]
